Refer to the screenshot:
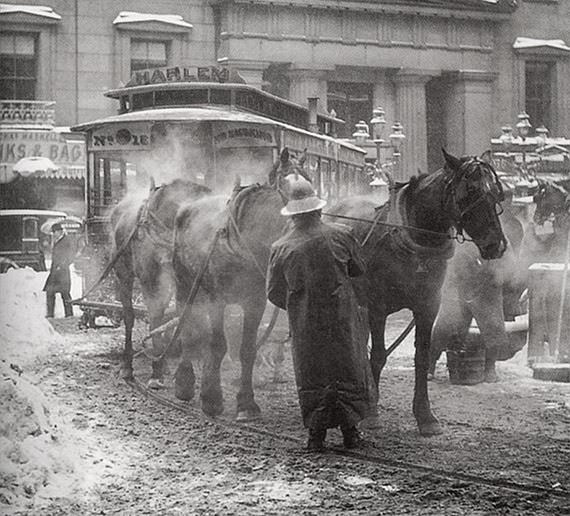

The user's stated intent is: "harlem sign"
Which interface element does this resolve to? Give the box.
[125,66,245,88]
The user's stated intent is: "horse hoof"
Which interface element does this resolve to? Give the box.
[236,410,261,422]
[419,421,443,437]
[120,368,134,381]
[147,378,165,390]
[202,401,224,418]
[427,372,435,381]
[174,385,195,401]
[360,415,382,430]
[484,373,499,383]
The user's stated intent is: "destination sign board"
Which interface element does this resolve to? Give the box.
[212,123,276,149]
[125,66,246,88]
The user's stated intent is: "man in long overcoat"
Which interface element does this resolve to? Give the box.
[266,176,376,451]
[43,222,75,318]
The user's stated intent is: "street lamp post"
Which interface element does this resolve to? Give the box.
[389,121,406,179]
[516,111,532,170]
[370,106,386,168]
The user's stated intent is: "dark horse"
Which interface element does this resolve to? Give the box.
[328,149,507,436]
[110,179,211,385]
[428,184,526,383]
[171,150,303,420]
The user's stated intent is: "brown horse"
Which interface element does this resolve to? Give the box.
[328,149,507,436]
[110,179,211,385]
[171,150,303,420]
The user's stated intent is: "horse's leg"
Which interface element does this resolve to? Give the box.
[271,337,287,384]
[368,309,387,390]
[236,294,265,421]
[115,260,135,381]
[413,307,443,436]
[200,302,227,417]
[173,314,197,401]
[174,303,209,401]
[142,266,171,389]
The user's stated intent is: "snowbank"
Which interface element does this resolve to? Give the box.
[0,266,102,511]
[0,267,61,365]
[0,365,89,508]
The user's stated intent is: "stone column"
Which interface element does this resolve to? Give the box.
[392,70,433,180]
[287,67,330,112]
[444,71,497,156]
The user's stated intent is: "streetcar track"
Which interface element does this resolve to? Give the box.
[127,378,570,501]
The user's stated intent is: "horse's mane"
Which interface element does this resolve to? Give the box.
[227,183,280,225]
[406,173,430,194]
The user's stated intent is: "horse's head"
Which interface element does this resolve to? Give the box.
[442,148,507,260]
[533,180,570,226]
[269,147,310,187]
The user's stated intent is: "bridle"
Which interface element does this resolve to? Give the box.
[443,157,504,240]
[533,182,570,225]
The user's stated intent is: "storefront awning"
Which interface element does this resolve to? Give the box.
[113,11,192,30]
[0,4,61,20]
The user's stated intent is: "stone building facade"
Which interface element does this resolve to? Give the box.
[1,0,569,180]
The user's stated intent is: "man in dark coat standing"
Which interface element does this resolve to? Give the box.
[43,222,75,318]
[267,176,376,451]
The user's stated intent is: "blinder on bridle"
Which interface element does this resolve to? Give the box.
[443,157,504,238]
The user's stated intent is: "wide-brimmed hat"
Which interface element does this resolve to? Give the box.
[281,176,326,216]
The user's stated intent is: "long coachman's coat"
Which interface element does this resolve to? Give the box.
[267,216,376,430]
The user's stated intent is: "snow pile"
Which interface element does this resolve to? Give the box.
[0,366,86,508]
[0,266,98,511]
[0,267,60,365]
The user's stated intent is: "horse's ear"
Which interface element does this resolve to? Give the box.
[479,150,493,164]
[280,147,289,164]
[149,176,156,192]
[442,148,461,171]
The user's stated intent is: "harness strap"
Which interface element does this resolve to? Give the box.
[227,209,267,280]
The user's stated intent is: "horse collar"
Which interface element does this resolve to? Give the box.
[388,185,455,261]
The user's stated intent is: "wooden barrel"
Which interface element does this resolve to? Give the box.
[446,336,486,385]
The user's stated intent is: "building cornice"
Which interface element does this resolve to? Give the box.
[211,0,517,21]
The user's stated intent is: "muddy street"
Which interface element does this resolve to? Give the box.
[2,309,569,515]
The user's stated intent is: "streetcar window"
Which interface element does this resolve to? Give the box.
[320,159,330,201]
[22,217,37,239]
[132,92,154,110]
[210,88,231,106]
[155,89,208,106]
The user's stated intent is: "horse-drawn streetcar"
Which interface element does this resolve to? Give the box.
[70,65,367,322]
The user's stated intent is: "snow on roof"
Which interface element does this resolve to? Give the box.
[0,3,61,19]
[113,11,193,29]
[513,37,570,52]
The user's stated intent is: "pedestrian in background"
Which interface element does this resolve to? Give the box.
[267,176,376,452]
[43,222,75,318]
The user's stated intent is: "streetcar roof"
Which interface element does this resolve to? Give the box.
[103,81,343,125]
[71,106,366,154]
[0,209,68,218]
